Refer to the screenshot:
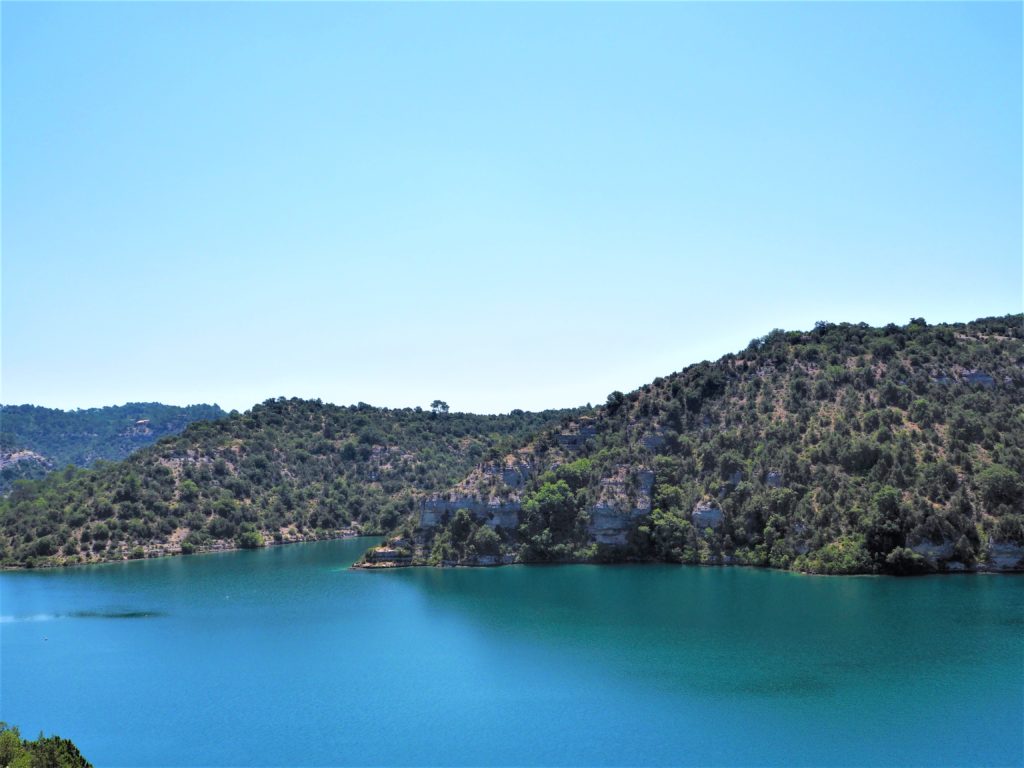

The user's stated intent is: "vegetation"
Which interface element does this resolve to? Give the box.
[0,400,581,567]
[1,403,226,493]
[0,723,92,768]
[411,315,1024,575]
[3,315,1022,575]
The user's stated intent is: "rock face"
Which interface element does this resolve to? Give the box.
[419,455,533,530]
[557,420,598,451]
[420,496,522,529]
[909,537,956,563]
[962,370,995,387]
[0,450,51,471]
[640,432,665,451]
[986,540,1024,570]
[692,500,724,530]
[904,538,1024,571]
[587,467,655,546]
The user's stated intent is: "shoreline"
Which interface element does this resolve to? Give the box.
[351,554,1024,577]
[6,535,1021,576]
[1,529,379,572]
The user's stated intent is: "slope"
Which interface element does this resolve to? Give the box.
[389,315,1024,574]
[0,399,581,566]
[0,402,227,493]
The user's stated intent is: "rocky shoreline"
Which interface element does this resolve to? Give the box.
[352,536,1024,575]
[2,527,367,571]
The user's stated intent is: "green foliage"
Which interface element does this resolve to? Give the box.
[0,400,581,567]
[797,537,874,574]
[423,314,1023,575]
[606,391,626,414]
[1,403,226,493]
[885,547,930,575]
[650,507,694,562]
[469,525,502,556]
[978,464,1023,508]
[0,723,92,768]
[552,459,594,491]
[5,314,1023,577]
[235,530,265,549]
[520,480,586,561]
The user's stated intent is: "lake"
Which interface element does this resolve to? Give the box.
[1,538,1021,766]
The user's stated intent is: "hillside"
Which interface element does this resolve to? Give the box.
[369,315,1024,574]
[0,401,581,567]
[0,402,227,493]
[2,316,1022,574]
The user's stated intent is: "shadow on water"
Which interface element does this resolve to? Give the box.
[68,609,164,619]
[2,609,165,622]
[730,672,837,698]
[386,562,1024,705]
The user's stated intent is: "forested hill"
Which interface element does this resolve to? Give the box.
[0,401,582,567]
[395,315,1024,575]
[3,315,1023,574]
[0,402,227,493]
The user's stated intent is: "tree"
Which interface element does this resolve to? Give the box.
[978,464,1023,508]
[0,723,93,768]
[430,400,449,415]
[865,486,906,558]
[522,480,577,540]
[554,459,593,491]
[235,530,264,549]
[606,391,626,414]
[470,525,502,556]
[885,547,929,575]
[446,508,478,558]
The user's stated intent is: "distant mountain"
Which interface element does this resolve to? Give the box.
[0,403,227,493]
[0,401,581,567]
[381,314,1024,574]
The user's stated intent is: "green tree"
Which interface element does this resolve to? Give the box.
[235,530,264,549]
[522,480,577,539]
[606,391,626,414]
[978,465,1023,508]
[469,525,502,556]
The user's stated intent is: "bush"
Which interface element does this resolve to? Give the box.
[979,465,1023,508]
[235,530,264,549]
[884,547,931,575]
[800,537,873,574]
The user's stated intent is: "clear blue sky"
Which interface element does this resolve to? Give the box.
[2,2,1021,414]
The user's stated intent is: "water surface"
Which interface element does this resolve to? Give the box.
[1,539,1021,766]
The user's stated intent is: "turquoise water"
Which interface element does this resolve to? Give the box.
[1,539,1021,767]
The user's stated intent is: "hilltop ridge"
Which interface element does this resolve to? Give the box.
[2,314,1022,574]
[369,314,1024,574]
[0,402,580,566]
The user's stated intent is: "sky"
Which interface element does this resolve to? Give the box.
[2,2,1021,414]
